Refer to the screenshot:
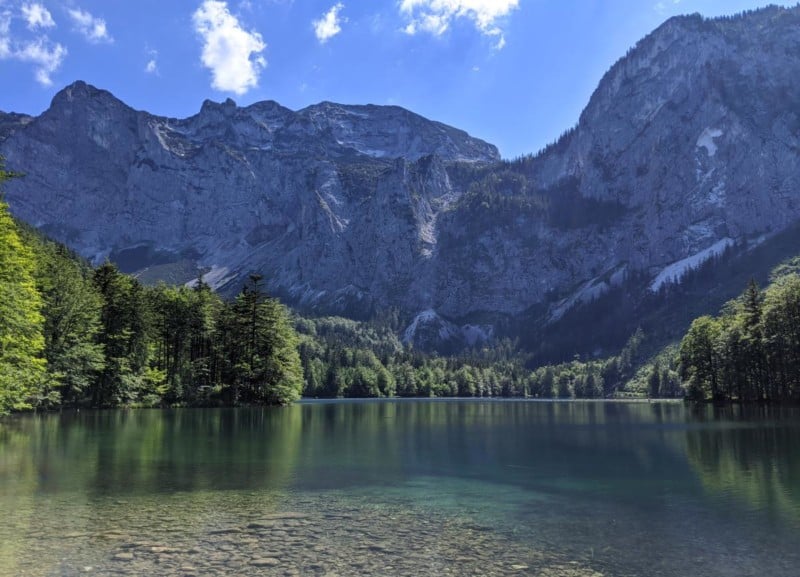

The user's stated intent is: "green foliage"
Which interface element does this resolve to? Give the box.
[677,270,800,402]
[25,235,105,407]
[680,316,723,401]
[0,159,46,413]
[0,200,46,413]
[213,276,302,405]
[146,281,222,403]
[626,343,682,399]
[92,262,150,406]
[295,313,535,399]
[769,255,800,283]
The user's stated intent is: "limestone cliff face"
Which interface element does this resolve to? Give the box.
[0,81,497,321]
[528,8,800,272]
[3,6,800,348]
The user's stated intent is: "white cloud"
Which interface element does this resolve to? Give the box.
[17,37,66,85]
[9,36,66,85]
[21,3,55,30]
[399,0,519,49]
[193,0,266,95]
[0,8,66,85]
[313,3,345,43]
[145,56,157,74]
[144,46,158,74]
[68,7,112,43]
[0,10,12,59]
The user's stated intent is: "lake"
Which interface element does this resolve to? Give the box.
[1,400,799,576]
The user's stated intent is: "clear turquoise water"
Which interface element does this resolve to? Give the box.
[1,400,799,576]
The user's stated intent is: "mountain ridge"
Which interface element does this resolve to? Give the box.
[3,5,800,354]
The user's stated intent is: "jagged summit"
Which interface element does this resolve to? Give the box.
[50,81,126,110]
[199,97,238,113]
[40,80,500,165]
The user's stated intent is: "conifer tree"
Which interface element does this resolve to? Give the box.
[92,262,150,406]
[222,275,303,405]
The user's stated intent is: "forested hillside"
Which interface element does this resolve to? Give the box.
[0,158,304,414]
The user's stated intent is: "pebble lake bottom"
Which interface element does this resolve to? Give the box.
[1,399,799,576]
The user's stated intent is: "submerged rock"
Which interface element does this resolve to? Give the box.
[250,557,281,567]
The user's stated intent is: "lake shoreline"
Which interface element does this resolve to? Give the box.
[2,396,692,418]
[12,395,800,420]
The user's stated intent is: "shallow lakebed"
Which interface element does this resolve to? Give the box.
[1,400,799,576]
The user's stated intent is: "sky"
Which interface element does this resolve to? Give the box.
[0,0,796,158]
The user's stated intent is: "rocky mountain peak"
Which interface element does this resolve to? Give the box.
[293,100,499,162]
[49,80,127,113]
[199,97,237,116]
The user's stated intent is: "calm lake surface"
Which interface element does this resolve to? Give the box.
[1,400,799,577]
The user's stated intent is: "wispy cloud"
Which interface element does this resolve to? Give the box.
[144,47,158,74]
[15,36,67,85]
[21,3,55,30]
[0,7,66,85]
[654,0,682,14]
[313,3,345,44]
[399,0,519,49]
[193,0,266,95]
[68,7,112,43]
[0,10,11,59]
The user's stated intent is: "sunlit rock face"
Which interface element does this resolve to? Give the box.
[3,6,800,348]
[0,81,498,318]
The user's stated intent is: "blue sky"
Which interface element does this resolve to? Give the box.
[0,0,795,158]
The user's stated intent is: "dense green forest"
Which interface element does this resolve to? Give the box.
[677,265,800,402]
[295,318,683,401]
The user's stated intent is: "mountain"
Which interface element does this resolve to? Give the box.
[0,81,499,327]
[3,5,800,356]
